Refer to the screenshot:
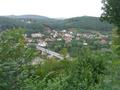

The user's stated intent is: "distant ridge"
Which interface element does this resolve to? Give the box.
[0,15,112,33]
[6,15,49,20]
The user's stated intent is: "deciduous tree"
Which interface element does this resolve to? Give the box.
[0,29,37,90]
[101,0,120,55]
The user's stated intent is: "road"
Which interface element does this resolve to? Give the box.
[36,45,64,60]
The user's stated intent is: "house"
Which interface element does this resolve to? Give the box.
[100,39,108,44]
[25,38,33,43]
[61,30,67,33]
[64,34,73,43]
[38,40,47,47]
[57,38,62,41]
[26,21,32,24]
[23,34,27,37]
[69,31,73,35]
[31,33,44,38]
[76,37,80,40]
[83,42,88,46]
[77,33,82,37]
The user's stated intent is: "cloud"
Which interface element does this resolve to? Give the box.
[0,0,102,18]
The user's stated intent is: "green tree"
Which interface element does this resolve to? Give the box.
[0,29,37,90]
[101,0,120,55]
[101,0,120,26]
[112,27,120,55]
[65,48,107,90]
[60,48,68,57]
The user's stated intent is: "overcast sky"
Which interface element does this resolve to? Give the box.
[0,0,102,18]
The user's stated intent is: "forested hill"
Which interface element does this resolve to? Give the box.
[0,15,112,33]
[63,16,112,32]
[6,15,49,20]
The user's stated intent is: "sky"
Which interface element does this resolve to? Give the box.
[0,0,103,18]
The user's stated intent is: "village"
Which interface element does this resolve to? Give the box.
[25,29,111,48]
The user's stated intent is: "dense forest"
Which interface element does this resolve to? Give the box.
[0,15,112,34]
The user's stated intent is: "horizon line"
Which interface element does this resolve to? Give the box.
[0,14,100,19]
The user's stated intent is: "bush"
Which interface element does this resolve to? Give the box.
[23,48,108,90]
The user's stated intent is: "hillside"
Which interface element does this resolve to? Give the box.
[63,16,112,32]
[0,15,112,33]
[6,15,49,20]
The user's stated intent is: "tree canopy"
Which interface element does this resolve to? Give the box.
[101,0,120,55]
[101,0,120,27]
[0,29,37,90]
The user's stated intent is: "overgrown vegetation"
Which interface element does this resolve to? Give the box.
[0,29,119,90]
[0,29,38,90]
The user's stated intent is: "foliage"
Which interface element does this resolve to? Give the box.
[47,39,65,52]
[23,48,108,90]
[35,59,73,80]
[0,29,37,90]
[101,0,120,26]
[0,29,119,90]
[0,16,112,34]
[64,48,107,90]
[101,0,120,55]
[59,48,68,57]
[64,16,112,32]
[112,27,120,55]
